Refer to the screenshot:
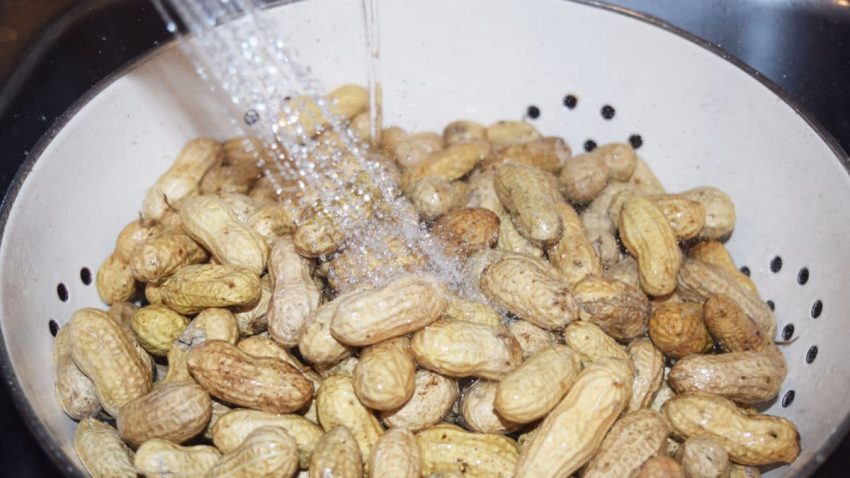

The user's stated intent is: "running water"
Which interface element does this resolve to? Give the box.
[149,0,470,295]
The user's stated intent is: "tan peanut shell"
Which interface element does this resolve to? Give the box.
[212,409,323,469]
[495,345,582,423]
[703,294,769,352]
[619,195,683,296]
[676,436,731,478]
[142,138,223,220]
[462,380,520,433]
[480,253,578,330]
[406,140,490,184]
[668,348,786,405]
[444,120,486,146]
[331,274,447,346]
[559,151,610,203]
[582,181,632,265]
[629,158,666,195]
[689,241,758,296]
[369,428,422,478]
[514,358,633,478]
[131,304,189,356]
[653,194,706,241]
[74,418,136,478]
[181,308,239,347]
[308,426,363,478]
[563,320,632,366]
[216,192,257,222]
[328,236,426,292]
[486,120,541,147]
[238,335,310,373]
[443,294,503,328]
[411,319,523,380]
[662,392,799,465]
[385,129,444,170]
[583,409,671,478]
[187,340,313,413]
[204,399,232,440]
[507,319,557,358]
[681,187,736,240]
[117,380,211,447]
[494,162,564,247]
[134,439,221,478]
[316,374,384,460]
[417,423,520,478]
[159,264,261,315]
[488,136,571,173]
[267,235,321,346]
[129,232,208,284]
[353,338,416,410]
[677,259,776,339]
[318,356,359,379]
[247,202,299,246]
[54,326,101,420]
[280,84,368,136]
[293,206,344,257]
[547,202,601,285]
[730,465,762,478]
[496,208,545,257]
[200,138,263,195]
[234,274,271,336]
[180,195,269,274]
[627,338,665,412]
[299,295,354,365]
[573,274,651,341]
[649,301,712,359]
[607,255,641,289]
[69,308,152,416]
[381,369,458,431]
[433,207,500,256]
[638,455,685,478]
[115,218,163,262]
[409,176,468,220]
[206,425,298,478]
[96,253,137,305]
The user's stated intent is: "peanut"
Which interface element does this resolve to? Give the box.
[216,192,257,222]
[308,426,363,478]
[689,241,758,296]
[563,320,632,366]
[134,439,221,478]
[353,337,416,410]
[187,340,313,413]
[142,138,223,220]
[433,207,500,256]
[318,356,359,379]
[234,274,271,336]
[680,187,736,240]
[654,194,706,241]
[408,176,469,220]
[405,140,490,185]
[159,264,261,315]
[606,255,641,290]
[462,380,520,433]
[417,423,520,478]
[676,436,731,478]
[485,120,541,147]
[115,218,163,261]
[703,294,770,353]
[204,400,232,440]
[212,408,323,469]
[238,335,310,373]
[331,274,446,346]
[494,163,563,247]
[443,120,486,146]
[480,253,578,330]
[267,235,322,346]
[247,202,299,246]
[488,136,571,173]
[507,319,557,358]
[412,319,522,380]
[327,236,426,291]
[369,428,422,478]
[130,232,209,284]
[619,195,682,296]
[117,380,211,447]
[384,129,444,170]
[627,338,665,412]
[182,308,239,347]
[583,409,671,478]
[381,369,458,431]
[730,465,761,478]
[639,456,685,478]
[496,208,546,257]
[662,392,799,465]
[280,84,368,136]
[573,274,651,341]
[495,344,582,423]
[293,206,344,257]
[559,143,637,203]
[96,253,137,305]
[514,358,633,478]
[649,301,712,359]
[206,425,299,478]
[316,374,384,460]
[130,304,190,356]
[74,418,136,478]
[54,325,101,419]
[299,295,354,365]
[69,308,152,416]
[582,181,632,267]
[547,202,601,285]
[629,158,666,195]
[200,137,263,194]
[442,294,503,328]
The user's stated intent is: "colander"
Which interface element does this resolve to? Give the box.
[1,0,847,476]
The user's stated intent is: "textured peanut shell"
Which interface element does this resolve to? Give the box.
[309,426,363,478]
[233,274,271,336]
[417,423,520,478]
[485,120,541,147]
[480,253,578,330]
[237,335,310,374]
[267,235,321,346]
[638,456,685,478]
[619,195,683,296]
[583,409,670,478]
[134,439,221,478]
[514,358,633,478]
[442,294,503,328]
[559,152,610,203]
[487,136,570,173]
[206,425,298,478]
[316,374,384,460]
[681,187,736,240]
[69,308,152,416]
[216,192,256,222]
[433,207,500,256]
[703,294,770,352]
[199,141,262,195]
[547,202,602,285]
[668,348,786,405]
[54,326,101,419]
[676,436,731,478]
[159,264,261,315]
[662,392,799,465]
[280,85,368,136]
[130,232,208,284]
[181,308,239,347]
[649,301,712,359]
[187,340,313,413]
[142,138,223,220]
[212,408,323,469]
[407,140,490,183]
[496,208,545,257]
[730,465,762,478]
[381,369,458,431]
[563,320,632,366]
[328,236,426,291]
[627,338,665,412]
[96,252,137,305]
[74,418,136,478]
[573,274,651,341]
[115,219,163,262]
[331,274,447,346]
[369,428,422,478]
[653,194,706,241]
[353,338,416,410]
[411,319,523,380]
[495,345,582,423]
[117,380,211,447]
[299,295,354,365]
[443,120,486,146]
[494,162,564,247]
[689,241,758,296]
[131,304,190,356]
[629,158,666,195]
[407,176,467,220]
[247,202,299,245]
[293,207,344,257]
[507,319,557,358]
[385,130,444,170]
[462,380,520,433]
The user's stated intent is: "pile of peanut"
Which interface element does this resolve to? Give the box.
[56,84,799,478]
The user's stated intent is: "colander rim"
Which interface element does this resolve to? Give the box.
[0,1,846,476]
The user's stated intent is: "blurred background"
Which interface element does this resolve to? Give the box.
[0,0,848,475]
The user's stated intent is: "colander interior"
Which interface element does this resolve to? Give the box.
[1,0,847,476]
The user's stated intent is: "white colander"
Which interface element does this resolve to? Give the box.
[1,0,846,476]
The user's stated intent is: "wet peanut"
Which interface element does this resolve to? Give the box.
[703,294,770,352]
[96,253,137,305]
[281,84,368,136]
[627,338,665,412]
[382,369,458,431]
[409,176,469,220]
[563,320,632,366]
[234,274,271,336]
[299,295,354,365]
[130,304,189,356]
[316,374,384,460]
[507,319,557,358]
[206,425,298,478]
[462,380,520,434]
[406,140,490,184]
[142,138,223,220]
[130,232,209,284]
[417,423,520,478]
[159,264,261,315]
[433,207,500,256]
[267,235,322,346]
[494,162,563,247]
[681,187,736,240]
[573,274,651,341]
[676,436,731,478]
[384,129,444,170]
[649,301,711,359]
[689,241,758,296]
[485,120,541,147]
[115,218,163,262]
[639,456,685,478]
[293,206,344,257]
[74,418,136,478]
[547,202,601,285]
[54,325,101,420]
[619,195,683,296]
[583,409,670,478]
[353,337,416,410]
[443,120,486,146]
[309,426,363,478]
[117,380,211,447]
[629,158,666,195]
[369,428,421,478]
[654,194,706,241]
[442,294,503,328]
[134,439,221,478]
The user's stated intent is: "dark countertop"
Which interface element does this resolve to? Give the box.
[0,0,848,476]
